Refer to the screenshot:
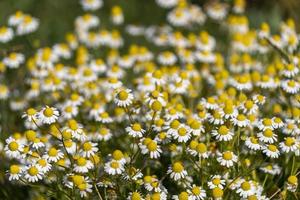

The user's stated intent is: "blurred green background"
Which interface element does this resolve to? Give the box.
[0,0,299,46]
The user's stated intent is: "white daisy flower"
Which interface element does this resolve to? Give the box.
[74,157,94,173]
[167,162,188,181]
[257,129,278,143]
[24,165,43,182]
[187,185,207,200]
[37,106,59,124]
[217,151,238,168]
[3,52,24,69]
[262,144,280,158]
[80,141,98,158]
[104,160,125,175]
[279,137,298,153]
[114,88,134,107]
[8,165,23,181]
[44,147,64,163]
[0,26,14,43]
[208,175,226,189]
[126,123,145,138]
[245,136,261,151]
[4,138,24,159]
[211,125,234,141]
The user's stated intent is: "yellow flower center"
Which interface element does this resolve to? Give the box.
[170,120,180,129]
[288,175,298,185]
[245,100,254,109]
[10,165,20,174]
[99,128,108,135]
[178,127,187,136]
[8,141,19,151]
[25,130,36,142]
[43,107,54,117]
[223,151,233,160]
[28,166,39,176]
[26,108,37,116]
[132,123,142,131]
[241,181,251,191]
[48,147,58,157]
[263,119,272,126]
[38,159,47,167]
[118,91,128,100]
[131,192,141,200]
[268,145,277,152]
[263,129,273,137]
[72,175,84,186]
[250,137,258,144]
[151,101,162,111]
[147,141,157,151]
[285,137,295,146]
[218,126,229,135]
[192,186,201,195]
[212,187,223,198]
[110,161,120,169]
[237,114,246,121]
[172,162,184,173]
[113,150,124,160]
[77,157,87,166]
[288,80,296,87]
[83,142,92,151]
[212,178,221,185]
[196,143,207,153]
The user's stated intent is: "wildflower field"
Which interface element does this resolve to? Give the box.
[1,0,300,199]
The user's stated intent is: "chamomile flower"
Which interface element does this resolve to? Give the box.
[80,141,98,158]
[24,165,43,182]
[208,175,226,189]
[286,175,298,192]
[44,147,64,163]
[114,88,134,107]
[64,120,86,141]
[211,125,234,141]
[3,52,24,69]
[141,139,162,159]
[281,79,300,94]
[260,163,281,175]
[257,129,277,143]
[217,151,238,168]
[167,162,188,181]
[245,136,261,151]
[126,123,145,138]
[188,185,207,200]
[156,0,178,8]
[171,125,191,143]
[127,192,144,200]
[95,127,112,141]
[4,138,24,159]
[37,106,59,124]
[279,137,298,153]
[74,157,94,173]
[96,111,113,123]
[16,15,39,35]
[0,26,13,43]
[104,160,125,175]
[8,165,23,181]
[36,158,52,173]
[262,144,280,158]
[231,114,250,127]
[236,180,256,198]
[22,108,38,122]
[80,0,103,11]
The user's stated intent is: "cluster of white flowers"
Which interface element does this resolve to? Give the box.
[1,0,300,199]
